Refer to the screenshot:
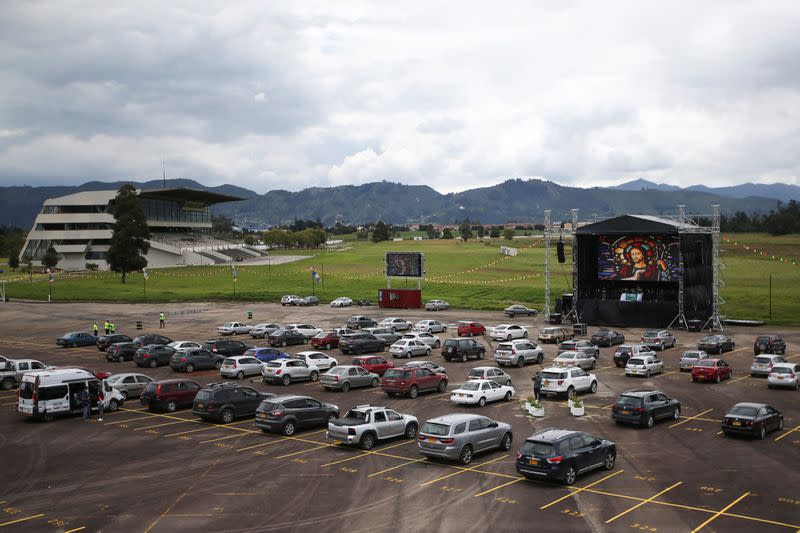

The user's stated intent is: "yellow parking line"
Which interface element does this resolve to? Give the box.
[104,413,164,426]
[593,365,617,372]
[419,455,506,487]
[104,407,148,416]
[238,439,292,453]
[165,426,219,438]
[473,477,526,497]
[199,433,249,444]
[669,408,713,429]
[540,470,624,509]
[605,482,683,523]
[656,370,680,378]
[690,491,750,532]
[0,514,45,527]
[727,375,752,385]
[368,457,428,478]
[322,440,416,468]
[133,416,197,431]
[64,528,86,533]
[233,429,329,452]
[774,424,800,442]
[275,443,332,459]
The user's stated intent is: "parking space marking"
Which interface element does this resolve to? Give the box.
[104,413,166,425]
[774,424,800,442]
[593,365,617,372]
[63,527,86,533]
[418,455,506,487]
[233,429,328,452]
[540,470,625,509]
[367,457,428,478]
[133,415,197,431]
[690,491,750,532]
[165,425,221,438]
[669,408,713,429]
[275,443,332,459]
[655,370,681,378]
[727,375,753,385]
[473,476,526,497]
[104,407,148,416]
[0,514,45,527]
[322,440,416,468]
[604,482,682,524]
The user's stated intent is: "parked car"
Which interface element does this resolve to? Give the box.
[217,322,252,336]
[468,366,512,386]
[751,354,787,377]
[292,351,338,371]
[268,329,307,347]
[414,320,448,333]
[320,365,380,391]
[56,331,97,348]
[192,382,273,423]
[538,327,573,344]
[132,333,173,347]
[285,324,323,339]
[494,340,544,367]
[300,296,320,306]
[457,321,486,337]
[327,405,419,449]
[0,359,50,390]
[202,338,249,356]
[255,395,339,435]
[590,329,625,347]
[418,414,512,465]
[640,330,677,351]
[352,355,393,376]
[249,323,281,339]
[425,299,450,311]
[451,380,514,406]
[243,347,289,363]
[490,324,529,341]
[96,334,133,351]
[167,341,202,352]
[400,332,441,348]
[767,363,800,390]
[625,355,664,377]
[17,368,123,420]
[330,297,353,308]
[557,340,600,358]
[133,344,176,368]
[613,344,656,367]
[390,339,432,359]
[381,367,448,398]
[262,358,320,385]
[679,350,710,371]
[339,333,385,355]
[516,429,615,485]
[504,304,537,317]
[105,342,140,362]
[554,351,597,371]
[691,358,732,383]
[311,330,345,350]
[169,349,224,373]
[106,373,154,399]
[442,338,486,362]
[402,360,447,375]
[346,316,378,330]
[140,379,201,412]
[220,355,264,380]
[698,335,735,354]
[754,334,786,355]
[540,366,598,397]
[281,294,303,306]
[361,327,402,346]
[722,402,783,439]
[611,389,681,428]
[380,317,413,332]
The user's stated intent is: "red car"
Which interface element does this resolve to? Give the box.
[380,367,448,398]
[139,379,201,412]
[352,355,394,376]
[457,321,486,337]
[691,358,732,383]
[311,331,342,350]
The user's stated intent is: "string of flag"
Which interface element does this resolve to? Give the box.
[722,235,799,267]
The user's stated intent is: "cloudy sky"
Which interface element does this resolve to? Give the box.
[1,1,798,193]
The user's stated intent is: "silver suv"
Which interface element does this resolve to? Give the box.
[494,340,544,368]
[418,413,513,465]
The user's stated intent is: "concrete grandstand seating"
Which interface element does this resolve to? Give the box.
[196,250,227,264]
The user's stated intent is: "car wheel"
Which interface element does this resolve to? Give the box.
[778,417,784,431]
[404,423,418,439]
[282,375,291,386]
[758,425,766,440]
[645,370,651,378]
[185,364,194,373]
[434,340,440,348]
[591,360,596,370]
[646,414,655,428]
[149,360,157,368]
[563,465,577,486]
[408,385,419,398]
[504,391,512,401]
[459,445,473,465]
[221,409,234,424]
[537,354,543,364]
[501,432,512,450]
[438,380,448,392]
[107,399,120,412]
[310,371,319,382]
[715,373,721,383]
[659,342,665,351]
[1,377,14,390]
[281,341,287,347]
[516,357,525,368]
[119,390,128,400]
[506,334,512,341]
[523,331,528,338]
[166,400,177,412]
[371,377,379,388]
[236,371,244,380]
[461,353,468,363]
[443,326,447,332]
[589,381,597,393]
[215,360,223,370]
[360,432,376,450]
[566,386,575,398]
[673,407,681,420]
[478,350,485,360]
[425,348,432,356]
[282,422,296,436]
[325,343,332,350]
[478,397,486,407]
[603,451,616,470]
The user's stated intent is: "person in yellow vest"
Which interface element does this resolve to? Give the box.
[110,321,116,334]
[159,312,166,329]
[92,322,99,336]
[104,320,110,335]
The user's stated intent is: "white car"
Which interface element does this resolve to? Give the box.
[494,340,544,367]
[489,324,528,341]
[425,300,450,311]
[401,332,441,349]
[249,324,281,339]
[292,351,338,371]
[750,354,787,377]
[167,341,202,352]
[540,366,598,397]
[330,297,353,308]
[767,363,800,390]
[467,366,512,386]
[285,323,323,339]
[625,356,664,377]
[414,320,448,333]
[220,355,264,379]
[390,339,431,358]
[380,318,413,332]
[450,380,515,407]
[679,350,709,371]
[217,322,252,336]
[281,295,303,306]
[262,358,320,385]
[553,351,597,371]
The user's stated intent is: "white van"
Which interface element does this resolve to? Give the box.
[17,368,125,420]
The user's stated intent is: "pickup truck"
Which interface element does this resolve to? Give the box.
[625,355,664,377]
[1,358,50,390]
[326,405,418,450]
[614,344,656,367]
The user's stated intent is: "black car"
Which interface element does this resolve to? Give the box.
[134,344,177,368]
[346,316,378,330]
[558,340,600,358]
[611,390,681,428]
[516,429,616,485]
[754,335,786,355]
[133,333,173,347]
[339,333,385,355]
[590,330,625,347]
[722,403,783,439]
[267,329,307,347]
[255,394,339,436]
[300,296,320,306]
[442,338,486,362]
[170,349,224,373]
[192,382,274,424]
[202,339,250,356]
[106,342,140,362]
[698,335,735,354]
[96,334,133,351]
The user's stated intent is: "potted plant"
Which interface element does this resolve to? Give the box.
[525,396,545,417]
[570,397,585,416]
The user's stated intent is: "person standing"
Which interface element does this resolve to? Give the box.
[79,386,91,420]
[104,320,110,335]
[92,321,99,336]
[532,371,543,402]
[159,312,166,328]
[96,384,104,422]
[109,321,116,334]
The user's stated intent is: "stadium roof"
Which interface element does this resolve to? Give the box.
[137,187,244,205]
[576,214,682,235]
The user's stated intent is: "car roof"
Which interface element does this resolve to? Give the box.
[731,402,768,409]
[527,428,579,442]
[541,366,570,373]
[267,394,309,402]
[470,366,499,371]
[155,378,197,384]
[556,351,581,357]
[620,389,661,397]
[755,354,783,358]
[296,351,326,356]
[771,362,797,368]
[426,413,486,424]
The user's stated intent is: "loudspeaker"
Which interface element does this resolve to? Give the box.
[556,241,566,263]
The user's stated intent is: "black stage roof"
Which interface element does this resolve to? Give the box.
[576,214,681,235]
[138,188,244,205]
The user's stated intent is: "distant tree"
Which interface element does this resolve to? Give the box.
[503,228,516,240]
[476,225,486,238]
[441,228,454,239]
[212,215,234,233]
[459,221,473,241]
[243,235,256,246]
[426,227,439,239]
[8,251,19,270]
[356,230,369,240]
[490,228,501,238]
[106,184,151,283]
[42,246,59,270]
[372,221,390,243]
[21,253,33,282]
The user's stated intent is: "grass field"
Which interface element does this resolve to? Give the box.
[3,234,799,326]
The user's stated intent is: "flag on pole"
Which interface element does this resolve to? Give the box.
[47,268,54,285]
[311,267,321,283]
[232,265,238,283]
[143,268,149,281]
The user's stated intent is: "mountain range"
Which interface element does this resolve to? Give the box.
[1,177,793,229]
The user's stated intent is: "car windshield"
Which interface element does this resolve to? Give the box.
[694,360,715,367]
[616,395,643,407]
[223,358,236,365]
[106,375,123,383]
[194,390,213,401]
[468,369,484,378]
[272,330,287,336]
[520,440,555,457]
[595,331,611,336]
[771,367,791,374]
[701,336,717,343]
[327,367,347,375]
[642,332,658,338]
[756,336,771,343]
[244,349,258,357]
[497,344,513,351]
[729,405,758,417]
[541,371,562,379]
[755,357,773,364]
[421,422,450,436]
[628,358,643,365]
[344,410,367,421]
[558,353,576,360]
[402,334,415,339]
[460,382,481,391]
[314,332,328,338]
[383,369,409,379]
[444,340,457,346]
[682,352,700,359]
[267,362,283,368]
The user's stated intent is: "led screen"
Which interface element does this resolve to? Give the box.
[597,235,680,282]
[385,252,424,278]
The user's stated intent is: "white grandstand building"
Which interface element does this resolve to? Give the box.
[20,187,266,270]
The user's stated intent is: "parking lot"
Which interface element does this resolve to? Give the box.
[0,301,799,532]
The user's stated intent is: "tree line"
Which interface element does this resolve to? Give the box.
[721,201,800,235]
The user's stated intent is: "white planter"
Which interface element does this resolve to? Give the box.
[525,403,545,417]
[570,406,585,416]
